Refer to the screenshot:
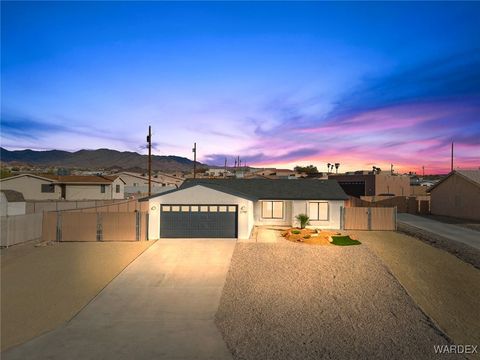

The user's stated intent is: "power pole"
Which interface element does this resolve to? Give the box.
[192,142,197,179]
[451,141,454,172]
[422,165,425,177]
[224,157,227,176]
[147,125,152,196]
[390,164,394,175]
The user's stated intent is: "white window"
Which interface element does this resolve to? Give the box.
[162,206,171,212]
[309,202,329,221]
[261,201,283,219]
[200,206,209,212]
[181,206,189,212]
[171,206,180,212]
[209,206,218,212]
[219,206,227,212]
[191,206,199,212]
[228,206,236,212]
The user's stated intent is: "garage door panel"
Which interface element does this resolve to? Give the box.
[160,205,237,238]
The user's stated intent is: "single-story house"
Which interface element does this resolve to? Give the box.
[0,190,26,216]
[0,174,125,201]
[141,179,349,240]
[117,172,179,197]
[429,170,480,221]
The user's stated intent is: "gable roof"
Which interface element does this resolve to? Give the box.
[0,173,56,183]
[141,178,349,201]
[1,190,25,202]
[116,172,172,184]
[429,170,480,192]
[0,173,121,185]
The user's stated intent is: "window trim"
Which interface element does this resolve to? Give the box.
[261,200,284,219]
[309,201,329,221]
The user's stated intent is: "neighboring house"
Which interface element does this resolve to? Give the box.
[429,170,480,221]
[0,174,125,200]
[329,172,411,197]
[0,190,26,216]
[206,168,234,177]
[116,172,181,197]
[142,179,349,240]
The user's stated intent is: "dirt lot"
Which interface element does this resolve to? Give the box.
[351,230,480,350]
[216,241,456,359]
[0,240,153,351]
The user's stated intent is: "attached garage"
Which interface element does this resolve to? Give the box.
[159,204,238,238]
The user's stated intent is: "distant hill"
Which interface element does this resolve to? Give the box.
[0,147,206,172]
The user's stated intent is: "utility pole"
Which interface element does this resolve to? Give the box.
[451,141,454,172]
[192,142,197,179]
[147,125,152,197]
[422,165,425,177]
[390,164,394,175]
[224,157,227,176]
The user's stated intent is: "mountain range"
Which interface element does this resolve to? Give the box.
[0,148,207,172]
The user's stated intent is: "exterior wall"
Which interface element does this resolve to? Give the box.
[64,184,112,200]
[148,185,254,240]
[375,174,411,196]
[124,185,176,197]
[8,202,26,216]
[254,200,293,226]
[111,178,125,200]
[430,174,480,221]
[291,200,343,229]
[329,174,375,196]
[0,176,61,200]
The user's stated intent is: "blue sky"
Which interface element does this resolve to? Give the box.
[1,1,479,173]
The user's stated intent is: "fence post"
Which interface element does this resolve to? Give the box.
[367,207,372,231]
[340,206,344,230]
[56,212,62,242]
[135,211,140,241]
[394,206,397,230]
[96,213,103,241]
[146,213,149,241]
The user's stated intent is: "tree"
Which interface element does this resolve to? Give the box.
[334,163,340,173]
[294,165,318,174]
[327,163,331,173]
[295,214,310,229]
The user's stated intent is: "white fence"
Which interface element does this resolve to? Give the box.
[25,199,126,214]
[0,213,43,247]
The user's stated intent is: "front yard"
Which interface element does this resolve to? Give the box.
[215,240,456,359]
[0,240,154,351]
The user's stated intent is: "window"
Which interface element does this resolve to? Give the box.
[41,184,55,193]
[116,184,120,193]
[228,206,236,212]
[162,206,171,212]
[100,185,106,193]
[309,202,329,221]
[261,201,284,219]
[209,206,218,212]
[181,206,189,212]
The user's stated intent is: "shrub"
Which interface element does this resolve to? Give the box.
[295,214,310,229]
[291,230,301,234]
[303,234,311,239]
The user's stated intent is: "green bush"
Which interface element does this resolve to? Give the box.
[295,214,310,229]
[291,230,301,234]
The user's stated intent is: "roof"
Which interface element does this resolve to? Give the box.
[0,173,120,184]
[0,190,25,202]
[141,179,349,201]
[429,170,480,192]
[116,172,172,184]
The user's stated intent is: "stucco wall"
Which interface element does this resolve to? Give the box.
[254,200,292,226]
[292,200,343,229]
[375,174,411,196]
[0,176,60,200]
[111,178,125,200]
[430,174,480,221]
[65,184,112,200]
[148,185,254,240]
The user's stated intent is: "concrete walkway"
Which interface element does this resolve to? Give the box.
[398,213,480,250]
[4,240,236,360]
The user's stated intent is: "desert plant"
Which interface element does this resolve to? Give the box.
[303,234,311,239]
[296,213,310,229]
[291,230,301,234]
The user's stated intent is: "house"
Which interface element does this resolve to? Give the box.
[142,179,349,240]
[0,174,125,200]
[329,172,411,197]
[0,190,26,216]
[429,170,480,221]
[116,172,181,197]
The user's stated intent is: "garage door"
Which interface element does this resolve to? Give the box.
[160,205,237,238]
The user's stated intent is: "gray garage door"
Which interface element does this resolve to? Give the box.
[160,205,238,238]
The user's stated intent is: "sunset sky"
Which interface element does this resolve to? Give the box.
[1,2,479,174]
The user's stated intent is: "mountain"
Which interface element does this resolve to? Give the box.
[0,148,206,172]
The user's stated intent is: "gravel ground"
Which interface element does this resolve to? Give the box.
[215,241,460,360]
[397,223,480,269]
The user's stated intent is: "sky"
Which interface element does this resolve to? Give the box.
[1,1,479,174]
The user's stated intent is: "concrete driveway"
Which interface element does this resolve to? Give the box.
[398,213,480,250]
[3,240,235,360]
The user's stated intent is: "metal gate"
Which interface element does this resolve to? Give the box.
[160,204,237,238]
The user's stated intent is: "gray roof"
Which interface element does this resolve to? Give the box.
[0,190,25,202]
[141,179,349,201]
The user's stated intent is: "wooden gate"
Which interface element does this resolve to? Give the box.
[343,207,396,230]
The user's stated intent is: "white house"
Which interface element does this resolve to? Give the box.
[0,190,26,216]
[0,174,125,200]
[117,172,180,197]
[142,179,349,240]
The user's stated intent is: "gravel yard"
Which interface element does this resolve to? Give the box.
[215,241,457,360]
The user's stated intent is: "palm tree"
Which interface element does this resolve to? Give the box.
[335,163,340,173]
[327,163,331,173]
